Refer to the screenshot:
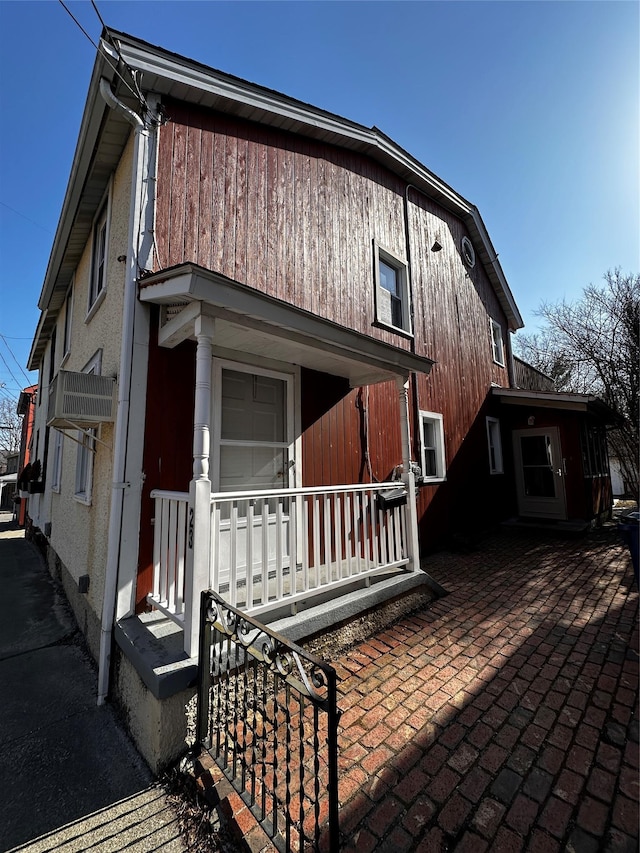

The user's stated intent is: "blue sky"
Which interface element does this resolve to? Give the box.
[0,0,638,403]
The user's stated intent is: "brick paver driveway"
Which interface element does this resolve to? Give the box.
[333,525,638,852]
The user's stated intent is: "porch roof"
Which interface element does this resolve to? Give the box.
[492,387,619,424]
[139,263,434,386]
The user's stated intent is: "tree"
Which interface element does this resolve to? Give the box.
[0,397,23,474]
[514,269,639,500]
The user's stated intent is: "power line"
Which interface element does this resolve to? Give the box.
[0,353,21,390]
[0,335,32,384]
[0,201,53,234]
[58,0,152,123]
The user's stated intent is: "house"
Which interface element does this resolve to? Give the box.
[13,386,38,525]
[0,451,19,512]
[24,30,615,771]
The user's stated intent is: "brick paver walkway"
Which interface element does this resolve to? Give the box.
[333,526,639,852]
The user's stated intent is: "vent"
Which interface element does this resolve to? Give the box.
[461,236,476,268]
[48,370,116,428]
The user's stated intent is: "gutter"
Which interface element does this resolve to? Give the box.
[97,74,157,705]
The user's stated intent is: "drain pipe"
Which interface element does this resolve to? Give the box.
[97,76,156,705]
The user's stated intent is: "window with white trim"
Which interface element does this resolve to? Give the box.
[490,318,505,366]
[74,351,101,503]
[419,411,446,481]
[51,429,63,493]
[486,417,504,474]
[63,285,73,359]
[374,243,411,334]
[88,199,109,311]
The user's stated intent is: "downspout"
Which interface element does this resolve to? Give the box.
[403,184,429,468]
[97,77,155,705]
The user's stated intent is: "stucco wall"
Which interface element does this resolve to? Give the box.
[39,131,134,629]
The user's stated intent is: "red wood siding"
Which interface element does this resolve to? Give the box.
[137,309,195,609]
[301,370,404,488]
[155,102,414,353]
[151,100,519,554]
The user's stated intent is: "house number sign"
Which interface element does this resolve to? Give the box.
[188,508,194,549]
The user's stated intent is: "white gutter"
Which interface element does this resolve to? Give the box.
[97,76,156,705]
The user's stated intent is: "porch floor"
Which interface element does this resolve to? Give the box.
[118,566,437,700]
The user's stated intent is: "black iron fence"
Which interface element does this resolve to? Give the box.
[196,590,340,852]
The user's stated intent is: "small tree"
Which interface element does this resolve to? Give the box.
[514,269,639,500]
[0,397,22,456]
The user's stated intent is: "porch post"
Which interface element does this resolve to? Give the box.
[184,313,215,656]
[396,375,420,572]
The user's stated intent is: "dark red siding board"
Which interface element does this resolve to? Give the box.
[138,314,195,610]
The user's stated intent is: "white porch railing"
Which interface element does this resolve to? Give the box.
[148,482,412,653]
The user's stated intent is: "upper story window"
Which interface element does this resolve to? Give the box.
[490,318,505,366]
[88,196,109,314]
[48,326,57,387]
[62,284,73,361]
[374,243,412,335]
[486,416,504,474]
[419,411,446,482]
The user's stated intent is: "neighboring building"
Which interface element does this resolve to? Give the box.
[13,386,37,525]
[25,30,615,770]
[0,451,19,511]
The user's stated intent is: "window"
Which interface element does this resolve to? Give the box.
[490,318,505,366]
[63,285,73,359]
[48,327,57,387]
[419,411,446,481]
[486,417,504,474]
[88,200,109,311]
[51,430,63,493]
[74,351,101,503]
[581,423,609,477]
[374,243,411,334]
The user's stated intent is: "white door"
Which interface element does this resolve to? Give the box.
[212,361,295,580]
[513,427,567,519]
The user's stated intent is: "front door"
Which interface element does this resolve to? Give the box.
[212,361,295,581]
[513,427,567,519]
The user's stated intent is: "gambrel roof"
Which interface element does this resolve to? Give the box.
[29,28,523,368]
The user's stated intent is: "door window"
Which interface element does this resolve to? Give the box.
[520,435,555,497]
[219,368,290,492]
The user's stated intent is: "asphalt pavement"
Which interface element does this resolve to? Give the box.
[0,511,187,853]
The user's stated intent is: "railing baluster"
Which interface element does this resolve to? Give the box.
[323,493,331,585]
[152,495,161,599]
[160,497,170,604]
[312,495,320,588]
[275,499,283,601]
[230,501,238,608]
[168,500,177,612]
[176,499,186,614]
[261,499,269,605]
[333,492,342,581]
[246,499,254,609]
[301,495,309,593]
[344,492,352,577]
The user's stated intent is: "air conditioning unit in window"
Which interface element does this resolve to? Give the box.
[48,370,116,429]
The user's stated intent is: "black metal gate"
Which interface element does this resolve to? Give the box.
[196,591,340,852]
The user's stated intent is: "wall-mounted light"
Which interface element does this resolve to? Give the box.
[431,239,443,252]
[528,415,535,426]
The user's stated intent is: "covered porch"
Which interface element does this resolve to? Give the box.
[133,264,441,657]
